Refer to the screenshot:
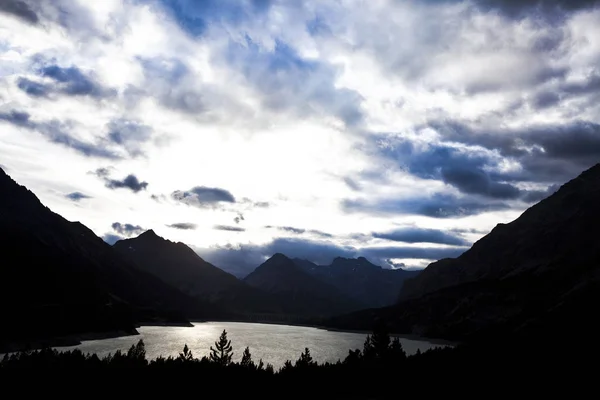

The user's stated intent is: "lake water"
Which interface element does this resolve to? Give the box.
[54,322,447,368]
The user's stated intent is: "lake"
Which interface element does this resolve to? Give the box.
[55,322,447,367]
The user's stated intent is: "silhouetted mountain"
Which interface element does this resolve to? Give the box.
[244,254,361,316]
[328,164,600,341]
[114,232,284,314]
[0,168,217,349]
[294,257,420,308]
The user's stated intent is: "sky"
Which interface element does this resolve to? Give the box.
[1,0,599,277]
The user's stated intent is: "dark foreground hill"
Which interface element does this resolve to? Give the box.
[328,163,600,342]
[0,168,218,350]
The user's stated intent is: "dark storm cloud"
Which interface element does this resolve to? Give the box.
[372,227,468,246]
[65,192,91,202]
[102,233,123,245]
[167,223,197,230]
[529,71,600,110]
[375,138,526,199]
[0,110,119,159]
[214,225,245,232]
[105,174,148,193]
[425,0,600,18]
[172,186,236,208]
[430,120,600,185]
[342,193,510,218]
[197,237,467,277]
[440,167,521,199]
[36,64,115,98]
[0,0,38,24]
[111,222,144,236]
[17,77,50,97]
[479,0,600,16]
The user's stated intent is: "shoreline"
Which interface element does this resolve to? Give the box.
[189,319,457,347]
[2,320,455,354]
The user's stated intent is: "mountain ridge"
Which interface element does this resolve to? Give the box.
[244,253,362,316]
[328,163,600,341]
[0,168,217,349]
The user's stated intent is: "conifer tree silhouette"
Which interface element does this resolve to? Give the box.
[210,329,233,366]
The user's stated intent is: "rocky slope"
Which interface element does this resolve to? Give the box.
[0,168,215,348]
[329,164,600,341]
[114,232,284,314]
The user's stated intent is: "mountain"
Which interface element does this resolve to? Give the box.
[113,232,283,314]
[328,164,600,342]
[294,257,420,308]
[244,254,361,316]
[0,168,216,349]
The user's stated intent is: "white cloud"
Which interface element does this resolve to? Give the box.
[1,0,599,274]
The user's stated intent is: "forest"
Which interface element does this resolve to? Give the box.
[0,323,588,397]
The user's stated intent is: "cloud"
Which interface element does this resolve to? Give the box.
[106,118,153,157]
[16,77,50,97]
[105,174,148,193]
[466,0,600,18]
[440,167,521,199]
[0,0,38,24]
[102,233,123,245]
[0,110,119,159]
[167,223,197,230]
[225,38,364,127]
[111,222,145,236]
[342,193,510,218]
[343,177,362,191]
[197,236,467,277]
[430,120,600,185]
[35,64,115,98]
[214,225,245,232]
[172,186,236,207]
[372,227,468,246]
[265,225,335,239]
[157,0,274,38]
[65,192,91,202]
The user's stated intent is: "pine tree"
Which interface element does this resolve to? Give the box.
[241,346,254,368]
[363,335,376,361]
[296,347,315,368]
[179,344,194,362]
[265,363,274,374]
[390,337,406,361]
[210,329,233,366]
[371,322,391,359]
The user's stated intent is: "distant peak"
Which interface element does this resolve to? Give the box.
[270,253,289,260]
[139,229,159,238]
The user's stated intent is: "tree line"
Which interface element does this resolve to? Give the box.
[0,322,592,397]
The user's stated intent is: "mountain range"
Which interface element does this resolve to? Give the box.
[328,163,600,342]
[294,257,419,308]
[0,168,218,349]
[4,161,600,349]
[0,166,417,349]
